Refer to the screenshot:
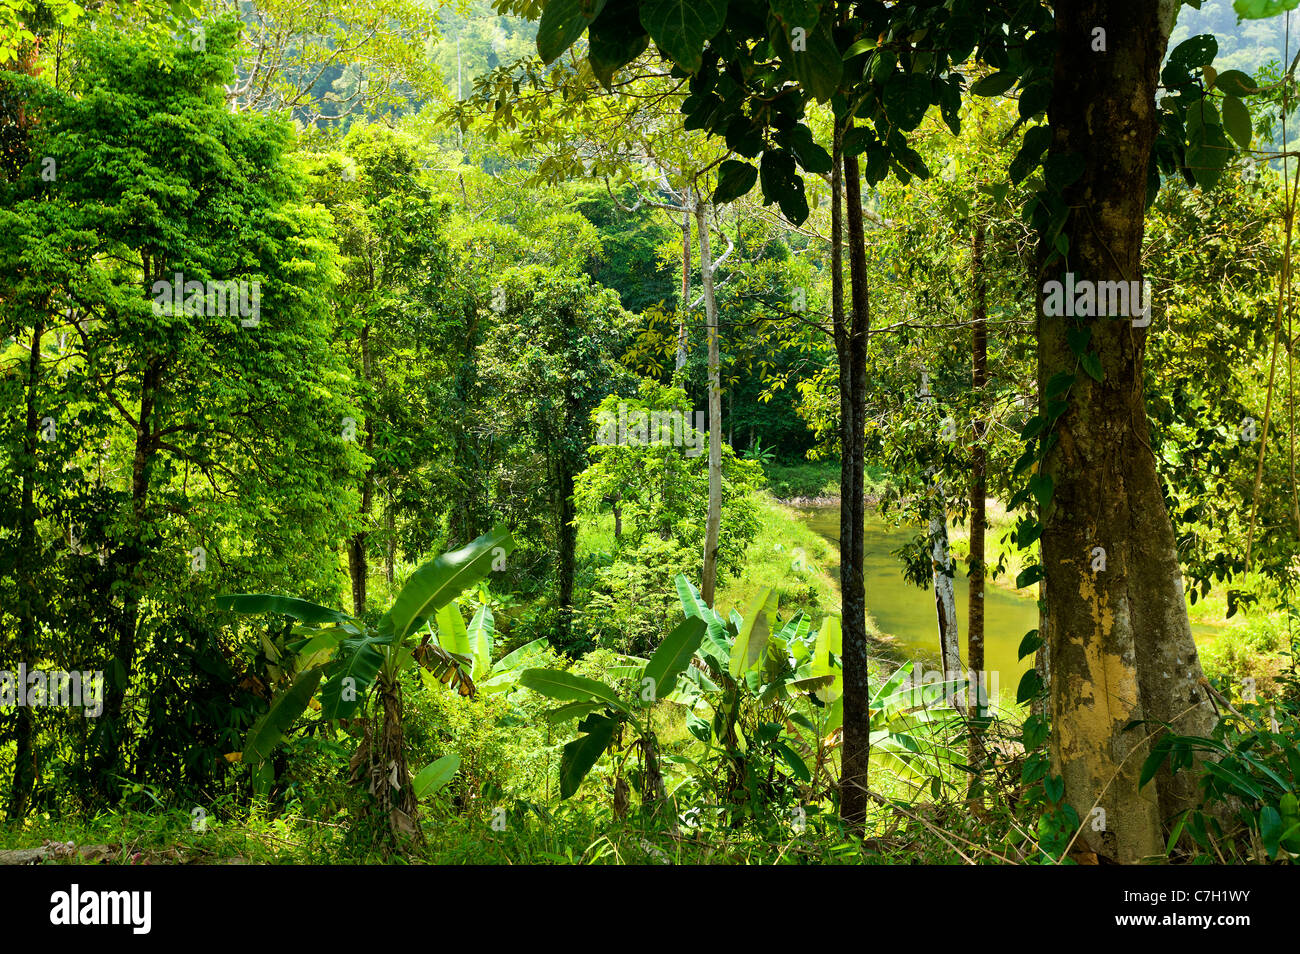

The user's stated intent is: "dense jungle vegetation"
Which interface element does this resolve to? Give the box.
[1,0,1299,868]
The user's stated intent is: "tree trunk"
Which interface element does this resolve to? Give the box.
[7,313,44,820]
[930,479,961,701]
[557,443,577,644]
[1042,0,1214,862]
[676,198,691,371]
[969,218,988,747]
[99,347,163,791]
[348,321,373,617]
[838,134,872,830]
[697,199,723,607]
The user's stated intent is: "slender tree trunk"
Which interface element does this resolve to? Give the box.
[349,322,373,617]
[99,344,162,791]
[930,478,961,701]
[969,219,988,748]
[697,198,722,606]
[1033,577,1050,720]
[7,312,44,819]
[838,134,872,830]
[557,441,577,644]
[676,197,691,371]
[1042,0,1214,862]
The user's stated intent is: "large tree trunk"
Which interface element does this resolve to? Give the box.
[838,134,872,830]
[1042,0,1214,862]
[7,312,44,820]
[697,199,723,606]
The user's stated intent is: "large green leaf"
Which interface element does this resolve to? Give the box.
[436,602,471,657]
[1234,0,1300,20]
[413,753,460,799]
[675,574,731,660]
[639,0,727,73]
[242,668,322,764]
[729,587,777,678]
[1186,101,1233,191]
[381,526,514,643]
[811,614,842,701]
[1221,94,1252,149]
[588,1,650,86]
[466,604,494,680]
[319,634,388,720]
[295,630,344,670]
[544,700,607,724]
[519,668,629,712]
[216,593,352,626]
[785,19,843,103]
[643,616,707,703]
[883,71,932,131]
[560,713,616,798]
[1213,69,1261,97]
[713,159,758,205]
[537,0,608,64]
[493,636,550,673]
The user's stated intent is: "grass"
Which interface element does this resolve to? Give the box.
[0,800,1002,864]
[761,459,892,501]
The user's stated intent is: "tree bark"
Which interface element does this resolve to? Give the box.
[675,196,691,371]
[838,131,872,830]
[348,321,373,617]
[697,198,722,606]
[1042,0,1214,862]
[385,495,395,587]
[930,478,961,703]
[98,342,163,791]
[969,219,988,747]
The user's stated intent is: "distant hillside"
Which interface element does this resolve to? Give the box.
[1172,0,1290,74]
[433,1,540,99]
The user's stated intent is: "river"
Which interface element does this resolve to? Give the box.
[793,503,1220,708]
[793,504,1038,704]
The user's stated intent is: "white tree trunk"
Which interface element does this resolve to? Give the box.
[929,477,962,710]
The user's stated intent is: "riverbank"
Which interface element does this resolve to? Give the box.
[716,494,904,664]
[772,492,1034,600]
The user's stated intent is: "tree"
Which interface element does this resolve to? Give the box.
[303,124,460,617]
[477,265,630,648]
[0,20,360,800]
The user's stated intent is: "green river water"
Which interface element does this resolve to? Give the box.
[794,504,1038,704]
[793,503,1222,708]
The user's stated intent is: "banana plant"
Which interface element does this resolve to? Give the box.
[518,614,707,829]
[673,575,835,810]
[217,525,515,845]
[673,574,963,811]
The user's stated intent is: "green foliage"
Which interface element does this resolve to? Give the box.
[1140,685,1300,862]
[574,379,763,651]
[220,526,515,765]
